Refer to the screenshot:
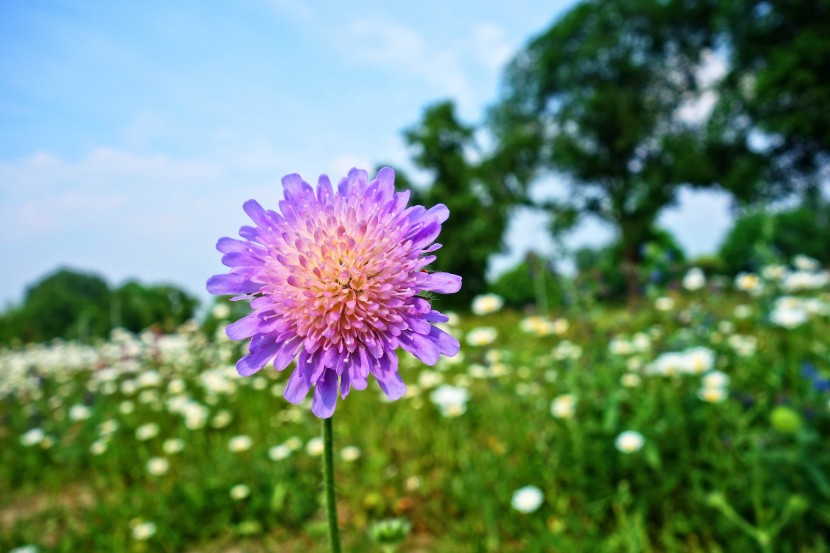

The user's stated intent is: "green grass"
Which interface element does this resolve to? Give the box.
[1,284,829,552]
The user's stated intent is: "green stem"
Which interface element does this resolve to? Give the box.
[323,416,342,553]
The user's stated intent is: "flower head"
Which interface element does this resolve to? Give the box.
[130,520,157,541]
[682,267,706,291]
[471,293,504,315]
[228,435,253,453]
[511,485,544,513]
[340,445,362,462]
[615,430,645,453]
[429,384,470,417]
[208,168,461,417]
[268,444,292,461]
[465,327,498,347]
[135,423,159,441]
[550,394,576,419]
[162,438,185,454]
[230,484,251,500]
[146,457,170,476]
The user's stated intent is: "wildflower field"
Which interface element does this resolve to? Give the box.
[2,262,830,552]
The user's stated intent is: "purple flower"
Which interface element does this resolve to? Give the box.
[207,168,461,418]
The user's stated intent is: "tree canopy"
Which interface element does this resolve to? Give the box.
[391,101,514,307]
[713,0,830,183]
[488,0,796,294]
[0,268,198,345]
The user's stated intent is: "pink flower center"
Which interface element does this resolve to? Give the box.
[263,199,423,355]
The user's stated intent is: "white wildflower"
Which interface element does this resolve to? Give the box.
[471,294,504,315]
[228,435,253,453]
[511,486,544,513]
[615,431,645,453]
[550,394,576,419]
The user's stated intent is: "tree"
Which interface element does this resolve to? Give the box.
[114,281,199,333]
[491,253,563,310]
[391,101,513,308]
[714,0,830,183]
[14,268,111,343]
[0,268,200,344]
[718,201,830,275]
[574,227,686,301]
[489,0,760,296]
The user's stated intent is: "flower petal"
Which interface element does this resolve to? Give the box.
[410,203,449,226]
[424,310,450,323]
[206,274,259,295]
[376,371,406,400]
[243,200,271,229]
[281,174,314,203]
[216,237,248,253]
[236,336,279,376]
[399,331,440,366]
[225,313,261,340]
[284,365,312,404]
[316,174,334,205]
[429,325,460,357]
[312,370,339,418]
[339,368,352,399]
[421,272,462,294]
[272,335,303,372]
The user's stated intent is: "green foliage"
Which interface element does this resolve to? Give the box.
[0,268,199,345]
[391,101,513,307]
[491,254,563,311]
[489,0,740,296]
[11,268,111,343]
[574,227,686,300]
[719,202,830,274]
[114,281,199,334]
[714,0,830,179]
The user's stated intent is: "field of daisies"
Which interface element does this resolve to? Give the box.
[2,258,830,552]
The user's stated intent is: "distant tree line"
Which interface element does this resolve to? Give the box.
[0,268,198,345]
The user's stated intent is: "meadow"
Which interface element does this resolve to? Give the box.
[2,261,829,552]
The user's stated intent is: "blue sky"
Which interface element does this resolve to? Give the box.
[0,0,733,308]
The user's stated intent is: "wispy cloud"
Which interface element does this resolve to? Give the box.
[345,19,476,110]
[0,147,233,302]
[471,23,514,71]
[330,154,375,178]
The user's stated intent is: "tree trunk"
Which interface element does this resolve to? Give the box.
[618,218,643,302]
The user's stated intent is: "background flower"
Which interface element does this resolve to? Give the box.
[511,486,544,513]
[615,431,645,453]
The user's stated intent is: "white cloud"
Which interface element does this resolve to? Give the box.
[0,147,235,304]
[346,19,476,111]
[0,148,222,193]
[471,23,513,71]
[329,154,375,179]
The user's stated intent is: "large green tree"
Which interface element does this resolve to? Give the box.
[719,200,830,274]
[713,0,830,182]
[113,281,199,334]
[12,268,111,343]
[391,101,514,307]
[489,0,763,295]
